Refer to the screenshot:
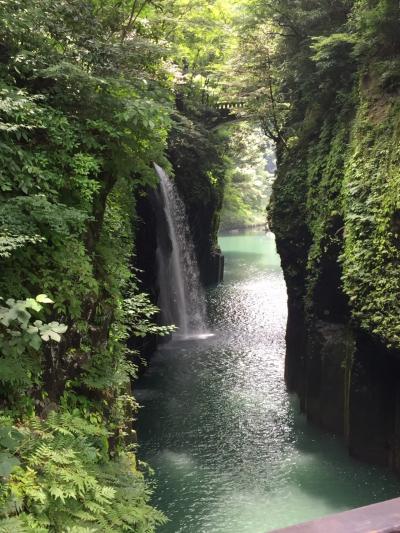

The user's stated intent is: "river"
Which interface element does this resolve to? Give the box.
[136,230,400,533]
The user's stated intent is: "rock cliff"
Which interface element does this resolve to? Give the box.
[270,1,400,471]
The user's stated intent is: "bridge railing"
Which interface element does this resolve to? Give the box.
[268,497,400,533]
[214,101,246,110]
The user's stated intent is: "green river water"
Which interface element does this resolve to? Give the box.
[136,231,400,533]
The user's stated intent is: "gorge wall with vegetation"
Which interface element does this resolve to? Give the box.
[0,1,236,529]
[240,0,400,470]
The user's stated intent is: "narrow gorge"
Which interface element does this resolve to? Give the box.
[1,1,400,532]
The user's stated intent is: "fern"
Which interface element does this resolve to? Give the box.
[0,414,166,532]
[0,516,29,533]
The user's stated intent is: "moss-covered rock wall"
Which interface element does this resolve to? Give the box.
[269,1,400,471]
[168,109,226,286]
[135,108,226,300]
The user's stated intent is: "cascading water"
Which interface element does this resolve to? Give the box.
[154,163,207,337]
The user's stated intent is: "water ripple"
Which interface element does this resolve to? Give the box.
[136,232,400,533]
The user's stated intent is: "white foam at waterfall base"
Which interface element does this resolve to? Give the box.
[154,163,208,337]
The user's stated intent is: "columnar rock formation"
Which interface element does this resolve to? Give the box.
[270,3,400,470]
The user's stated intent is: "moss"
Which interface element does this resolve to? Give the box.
[269,145,310,302]
[267,0,400,470]
[273,56,400,351]
[304,101,354,322]
[342,84,400,348]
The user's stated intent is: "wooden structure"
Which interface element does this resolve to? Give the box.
[270,497,400,533]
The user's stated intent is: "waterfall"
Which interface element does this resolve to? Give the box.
[154,163,207,337]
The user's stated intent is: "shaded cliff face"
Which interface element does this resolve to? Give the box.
[135,114,226,334]
[269,1,400,472]
[136,113,226,302]
[168,112,226,286]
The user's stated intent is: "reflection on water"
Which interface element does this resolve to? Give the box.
[136,231,400,533]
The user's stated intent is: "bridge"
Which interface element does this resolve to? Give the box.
[270,497,400,533]
[209,100,248,127]
[214,100,247,110]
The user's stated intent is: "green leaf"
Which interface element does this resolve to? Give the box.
[40,329,61,342]
[0,452,20,477]
[0,517,29,533]
[29,334,42,351]
[49,486,66,502]
[26,325,39,334]
[25,298,42,312]
[48,322,68,334]
[15,308,30,327]
[36,294,54,304]
[0,426,23,451]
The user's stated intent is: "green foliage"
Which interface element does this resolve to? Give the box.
[246,0,400,353]
[352,0,400,57]
[0,413,166,532]
[0,288,171,530]
[311,33,358,81]
[221,124,275,231]
[123,292,176,339]
[0,233,44,259]
[0,0,189,529]
[0,295,67,407]
[341,97,400,348]
[0,0,278,528]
